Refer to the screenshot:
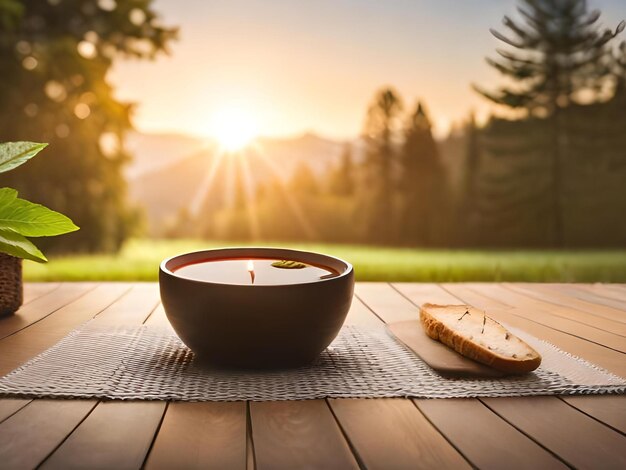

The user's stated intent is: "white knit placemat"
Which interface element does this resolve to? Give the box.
[0,322,623,401]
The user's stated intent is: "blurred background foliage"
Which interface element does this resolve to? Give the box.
[164,0,626,250]
[0,0,176,252]
[0,0,625,267]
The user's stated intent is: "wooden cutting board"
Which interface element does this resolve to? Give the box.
[387,320,506,378]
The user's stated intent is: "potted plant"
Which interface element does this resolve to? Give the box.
[0,142,79,316]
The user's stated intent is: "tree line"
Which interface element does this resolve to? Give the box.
[0,0,176,253]
[1,0,625,251]
[202,0,626,248]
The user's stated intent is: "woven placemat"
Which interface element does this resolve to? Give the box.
[0,322,623,401]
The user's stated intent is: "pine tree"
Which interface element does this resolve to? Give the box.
[399,102,445,246]
[329,143,355,197]
[472,116,555,247]
[360,88,403,244]
[476,1,623,115]
[475,0,624,246]
[464,114,480,199]
[455,112,482,246]
[0,0,176,252]
[289,161,319,196]
[227,156,252,240]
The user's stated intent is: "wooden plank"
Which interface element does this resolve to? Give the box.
[144,304,173,330]
[247,409,254,470]
[550,284,626,312]
[36,284,168,469]
[40,401,165,470]
[414,398,567,469]
[145,296,379,470]
[465,284,626,353]
[344,295,385,327]
[0,398,31,423]
[392,282,462,306]
[355,282,418,323]
[442,284,626,377]
[0,283,164,469]
[22,282,60,305]
[1,282,620,470]
[449,283,625,343]
[390,285,626,452]
[521,283,626,315]
[482,396,626,469]
[438,283,511,308]
[354,284,569,469]
[0,399,97,469]
[0,282,97,340]
[0,283,130,376]
[561,395,626,435]
[329,398,470,469]
[587,284,626,302]
[91,283,160,327]
[144,299,247,469]
[250,400,358,470]
[504,284,626,332]
[145,402,246,470]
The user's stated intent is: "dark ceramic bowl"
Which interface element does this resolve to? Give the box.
[159,247,354,369]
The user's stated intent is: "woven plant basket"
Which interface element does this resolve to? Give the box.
[0,253,23,316]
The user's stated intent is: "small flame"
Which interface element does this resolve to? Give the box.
[247,260,255,284]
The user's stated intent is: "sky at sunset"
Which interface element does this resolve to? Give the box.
[109,0,626,140]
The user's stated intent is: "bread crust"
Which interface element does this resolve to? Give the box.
[420,303,541,374]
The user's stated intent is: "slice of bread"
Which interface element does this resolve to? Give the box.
[420,303,541,374]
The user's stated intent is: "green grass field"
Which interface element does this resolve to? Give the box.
[22,238,626,282]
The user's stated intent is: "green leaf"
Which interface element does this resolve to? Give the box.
[0,188,79,237]
[0,228,47,262]
[0,142,48,174]
[0,187,17,203]
[271,260,308,269]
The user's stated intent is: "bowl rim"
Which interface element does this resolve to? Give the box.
[160,247,354,288]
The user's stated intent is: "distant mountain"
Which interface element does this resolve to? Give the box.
[125,131,210,180]
[127,131,352,234]
[126,129,460,235]
[255,132,348,175]
[128,148,216,233]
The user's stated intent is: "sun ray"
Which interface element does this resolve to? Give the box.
[250,145,318,240]
[189,150,226,217]
[238,151,261,239]
[224,149,236,208]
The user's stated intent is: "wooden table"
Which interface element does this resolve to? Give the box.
[0,282,624,469]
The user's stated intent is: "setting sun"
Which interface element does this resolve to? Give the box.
[209,105,259,152]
